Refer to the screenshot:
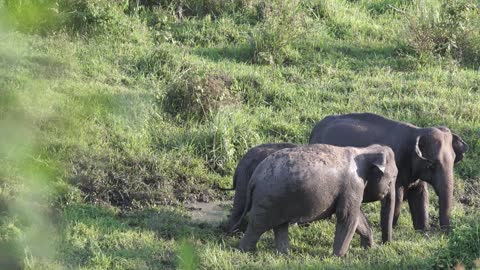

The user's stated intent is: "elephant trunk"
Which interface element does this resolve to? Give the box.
[433,171,453,230]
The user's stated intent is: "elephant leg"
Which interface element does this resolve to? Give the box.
[380,185,395,243]
[273,223,289,254]
[355,209,373,249]
[407,181,430,231]
[333,206,360,256]
[392,187,404,227]
[239,222,265,252]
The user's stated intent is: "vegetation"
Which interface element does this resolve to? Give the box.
[0,0,479,269]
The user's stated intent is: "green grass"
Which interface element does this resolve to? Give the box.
[0,0,479,269]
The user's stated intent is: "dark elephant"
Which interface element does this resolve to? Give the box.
[309,113,468,230]
[219,143,298,232]
[230,144,398,256]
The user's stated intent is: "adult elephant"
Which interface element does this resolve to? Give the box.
[309,113,468,230]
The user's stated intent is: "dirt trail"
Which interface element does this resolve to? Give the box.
[186,201,230,225]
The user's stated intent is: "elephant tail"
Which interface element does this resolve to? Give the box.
[229,176,254,233]
[215,170,238,191]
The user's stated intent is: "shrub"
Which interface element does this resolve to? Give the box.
[135,45,181,81]
[2,0,150,39]
[69,149,222,208]
[0,219,22,270]
[163,70,241,121]
[404,0,480,65]
[433,216,480,269]
[461,13,480,67]
[249,0,305,65]
[362,0,411,15]
[170,16,248,47]
[59,0,143,37]
[2,0,61,34]
[133,0,255,18]
[190,112,261,175]
[303,0,383,40]
[70,150,168,207]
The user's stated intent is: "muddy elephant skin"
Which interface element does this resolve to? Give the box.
[220,143,298,232]
[225,142,397,244]
[231,144,398,256]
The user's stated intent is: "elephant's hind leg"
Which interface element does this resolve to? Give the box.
[407,181,430,231]
[355,209,373,249]
[274,223,289,254]
[239,222,266,252]
[333,203,360,256]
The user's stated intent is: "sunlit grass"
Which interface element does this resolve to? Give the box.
[0,0,479,269]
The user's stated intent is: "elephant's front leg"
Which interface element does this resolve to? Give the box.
[274,223,289,254]
[380,185,395,243]
[355,209,373,249]
[407,181,430,231]
[393,186,404,227]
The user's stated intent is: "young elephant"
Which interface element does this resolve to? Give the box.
[219,143,298,232]
[231,144,398,256]
[225,144,396,245]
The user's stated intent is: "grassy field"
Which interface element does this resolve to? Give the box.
[0,0,480,269]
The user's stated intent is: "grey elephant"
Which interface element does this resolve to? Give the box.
[219,143,298,232]
[230,144,398,256]
[223,142,396,244]
[309,113,468,230]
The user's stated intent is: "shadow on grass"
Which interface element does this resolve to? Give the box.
[305,41,417,72]
[24,55,70,78]
[192,41,417,73]
[0,243,22,270]
[193,45,253,64]
[121,207,222,241]
[60,203,457,269]
[0,49,70,79]
[60,203,224,269]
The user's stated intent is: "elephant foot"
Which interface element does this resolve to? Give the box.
[239,224,263,252]
[360,237,374,249]
[274,223,290,254]
[239,246,256,252]
[413,223,430,232]
[239,239,257,252]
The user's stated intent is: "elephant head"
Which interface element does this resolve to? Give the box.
[411,127,468,229]
[360,146,397,203]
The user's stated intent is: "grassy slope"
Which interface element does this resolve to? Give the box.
[0,0,479,269]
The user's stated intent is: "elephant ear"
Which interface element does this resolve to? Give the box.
[414,135,438,173]
[415,135,433,162]
[452,133,468,163]
[356,151,386,183]
[366,152,386,179]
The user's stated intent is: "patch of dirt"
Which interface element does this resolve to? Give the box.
[459,180,480,209]
[185,201,230,225]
